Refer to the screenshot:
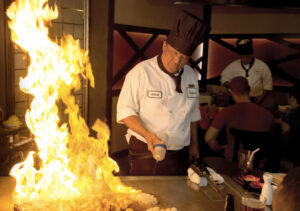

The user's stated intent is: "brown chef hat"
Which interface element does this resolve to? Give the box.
[166,11,210,56]
[229,76,250,95]
[236,38,253,55]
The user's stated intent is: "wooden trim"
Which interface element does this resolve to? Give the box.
[114,24,169,35]
[4,0,14,117]
[200,5,212,90]
[106,0,114,128]
[210,34,300,38]
[83,0,89,123]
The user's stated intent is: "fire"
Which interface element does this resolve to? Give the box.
[6,0,141,208]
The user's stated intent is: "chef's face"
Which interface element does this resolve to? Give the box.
[241,54,254,65]
[162,41,189,74]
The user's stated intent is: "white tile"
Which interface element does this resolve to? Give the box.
[63,8,74,23]
[15,102,29,119]
[56,0,63,6]
[51,23,63,38]
[79,107,83,116]
[62,0,74,8]
[14,70,27,87]
[14,53,28,69]
[48,0,55,5]
[75,94,83,106]
[74,25,84,39]
[55,6,63,22]
[14,46,24,53]
[63,23,74,35]
[80,39,84,48]
[74,0,84,10]
[15,86,27,102]
[73,10,84,24]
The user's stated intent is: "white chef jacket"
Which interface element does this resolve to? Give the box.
[221,58,273,97]
[117,56,201,150]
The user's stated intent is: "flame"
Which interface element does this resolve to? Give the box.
[6,0,138,205]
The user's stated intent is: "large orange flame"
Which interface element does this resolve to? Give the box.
[6,0,138,205]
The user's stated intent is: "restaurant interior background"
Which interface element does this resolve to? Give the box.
[0,0,300,168]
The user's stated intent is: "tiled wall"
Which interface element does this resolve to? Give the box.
[13,0,87,122]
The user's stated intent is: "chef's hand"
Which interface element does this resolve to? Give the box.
[189,142,200,161]
[145,133,163,153]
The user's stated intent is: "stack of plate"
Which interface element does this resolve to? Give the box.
[2,115,22,128]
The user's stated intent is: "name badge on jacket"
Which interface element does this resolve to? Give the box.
[187,85,197,98]
[148,91,162,98]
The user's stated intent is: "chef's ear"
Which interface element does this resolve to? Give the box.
[163,41,167,47]
[162,41,168,53]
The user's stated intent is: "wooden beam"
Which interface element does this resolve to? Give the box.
[267,37,300,51]
[116,29,147,60]
[210,35,239,53]
[200,5,212,90]
[112,33,158,85]
[114,24,169,35]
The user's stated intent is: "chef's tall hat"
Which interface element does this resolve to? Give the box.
[166,11,210,56]
[236,38,253,55]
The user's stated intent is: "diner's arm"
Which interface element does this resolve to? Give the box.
[189,121,199,161]
[281,121,290,149]
[205,126,223,151]
[121,115,163,153]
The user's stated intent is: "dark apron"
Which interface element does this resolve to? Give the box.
[128,136,189,176]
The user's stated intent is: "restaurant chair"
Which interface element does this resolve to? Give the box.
[230,128,280,172]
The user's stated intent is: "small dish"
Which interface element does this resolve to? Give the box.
[250,181,263,189]
[242,174,260,182]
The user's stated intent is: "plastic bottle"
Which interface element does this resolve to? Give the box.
[153,144,167,161]
[153,133,168,162]
[224,193,234,211]
[261,173,273,205]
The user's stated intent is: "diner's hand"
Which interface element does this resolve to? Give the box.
[253,96,262,105]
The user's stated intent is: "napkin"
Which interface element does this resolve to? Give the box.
[206,167,224,184]
[187,167,207,187]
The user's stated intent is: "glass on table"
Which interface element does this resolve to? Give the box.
[241,192,266,211]
[238,150,253,177]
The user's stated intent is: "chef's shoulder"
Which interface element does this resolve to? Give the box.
[254,58,270,69]
[125,57,157,79]
[183,65,199,81]
[225,59,241,69]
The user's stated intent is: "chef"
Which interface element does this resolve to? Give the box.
[117,11,210,175]
[221,38,273,106]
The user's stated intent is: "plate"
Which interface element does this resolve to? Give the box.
[243,175,260,182]
[250,181,263,189]
[2,122,22,128]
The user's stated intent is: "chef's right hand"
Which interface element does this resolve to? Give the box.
[145,133,163,153]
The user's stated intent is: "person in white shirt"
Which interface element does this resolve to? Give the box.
[221,38,273,105]
[117,11,210,175]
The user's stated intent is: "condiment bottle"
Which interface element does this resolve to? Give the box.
[261,173,273,205]
[224,194,234,211]
[153,133,168,162]
[153,144,167,161]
